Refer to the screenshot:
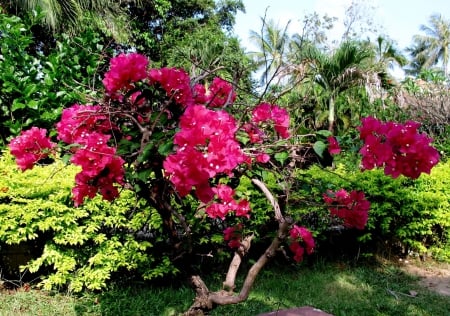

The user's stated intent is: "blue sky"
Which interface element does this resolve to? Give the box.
[233,0,450,51]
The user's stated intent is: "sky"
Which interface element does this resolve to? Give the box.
[233,0,450,52]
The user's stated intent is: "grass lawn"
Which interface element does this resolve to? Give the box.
[0,261,449,316]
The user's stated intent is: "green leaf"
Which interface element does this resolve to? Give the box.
[313,141,327,158]
[316,130,332,138]
[157,141,174,156]
[11,100,26,111]
[27,100,39,110]
[274,151,289,165]
[137,143,154,163]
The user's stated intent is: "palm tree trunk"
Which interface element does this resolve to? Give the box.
[328,96,335,132]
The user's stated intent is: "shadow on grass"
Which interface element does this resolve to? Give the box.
[74,261,450,316]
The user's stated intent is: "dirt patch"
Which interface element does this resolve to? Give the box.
[400,260,450,296]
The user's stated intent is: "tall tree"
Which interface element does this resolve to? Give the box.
[249,18,290,85]
[409,14,450,77]
[341,0,381,42]
[373,36,407,71]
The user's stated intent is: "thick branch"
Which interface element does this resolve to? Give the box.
[223,234,254,291]
[209,217,293,306]
[185,179,294,315]
[252,178,283,221]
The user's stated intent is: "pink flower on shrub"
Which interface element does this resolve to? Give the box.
[149,67,193,107]
[223,224,243,249]
[241,123,264,144]
[289,225,315,262]
[256,153,270,163]
[251,103,290,139]
[204,184,251,219]
[9,127,55,171]
[165,105,247,202]
[206,77,236,107]
[56,104,110,145]
[327,136,341,155]
[358,116,440,179]
[323,189,370,230]
[103,53,149,98]
[72,153,125,206]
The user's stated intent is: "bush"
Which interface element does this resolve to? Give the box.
[292,158,450,261]
[0,12,109,147]
[0,152,178,291]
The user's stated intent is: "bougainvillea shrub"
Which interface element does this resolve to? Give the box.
[7,53,440,314]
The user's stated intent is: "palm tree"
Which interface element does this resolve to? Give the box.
[373,36,407,71]
[0,0,141,42]
[249,18,290,85]
[409,14,450,77]
[295,41,374,132]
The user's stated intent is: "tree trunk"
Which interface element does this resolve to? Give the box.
[183,179,293,316]
[328,96,335,132]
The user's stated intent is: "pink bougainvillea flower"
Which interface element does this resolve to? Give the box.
[9,127,55,171]
[357,116,440,179]
[289,241,305,262]
[252,103,272,123]
[204,184,251,219]
[251,103,290,139]
[149,67,193,107]
[223,224,243,249]
[103,53,149,98]
[71,153,125,206]
[165,104,247,202]
[256,153,270,163]
[327,136,341,155]
[241,123,265,143]
[289,225,315,255]
[323,189,370,230]
[206,77,236,107]
[56,104,111,145]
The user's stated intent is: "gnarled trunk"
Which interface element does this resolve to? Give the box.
[184,179,293,316]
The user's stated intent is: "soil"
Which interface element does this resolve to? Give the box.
[399,259,450,296]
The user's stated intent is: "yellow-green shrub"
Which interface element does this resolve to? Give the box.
[0,152,178,291]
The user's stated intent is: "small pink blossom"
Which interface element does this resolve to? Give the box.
[327,136,341,155]
[9,127,55,171]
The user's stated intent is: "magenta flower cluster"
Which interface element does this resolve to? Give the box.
[56,104,125,206]
[323,189,370,230]
[288,225,315,262]
[8,127,55,171]
[358,116,440,179]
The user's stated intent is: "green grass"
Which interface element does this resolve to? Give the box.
[1,261,449,316]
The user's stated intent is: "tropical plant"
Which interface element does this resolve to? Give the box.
[292,41,375,132]
[0,11,109,147]
[0,0,146,42]
[408,13,450,77]
[373,36,407,71]
[249,18,290,85]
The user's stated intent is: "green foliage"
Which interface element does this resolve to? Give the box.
[0,12,108,147]
[0,152,178,292]
[292,158,450,260]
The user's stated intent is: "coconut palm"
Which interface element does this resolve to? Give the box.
[409,14,450,77]
[249,18,290,85]
[373,36,407,71]
[295,41,374,132]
